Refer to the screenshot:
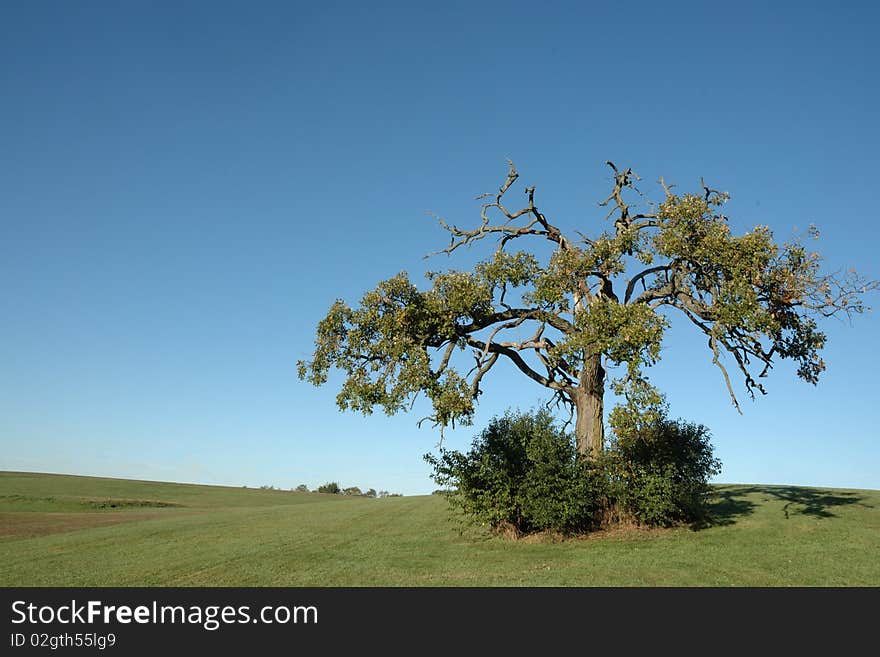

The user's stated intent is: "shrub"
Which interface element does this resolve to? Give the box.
[426,408,721,536]
[606,418,722,527]
[425,409,604,535]
[519,424,606,534]
[317,482,341,494]
[294,484,310,493]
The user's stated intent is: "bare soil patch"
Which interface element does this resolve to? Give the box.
[0,511,166,540]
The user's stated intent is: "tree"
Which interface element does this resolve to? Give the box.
[294,484,310,493]
[343,486,363,496]
[299,161,877,458]
[317,482,341,494]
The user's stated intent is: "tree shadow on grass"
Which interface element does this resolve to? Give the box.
[696,485,872,529]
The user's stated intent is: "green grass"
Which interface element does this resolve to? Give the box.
[0,471,877,586]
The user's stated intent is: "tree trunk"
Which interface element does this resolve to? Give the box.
[575,354,605,459]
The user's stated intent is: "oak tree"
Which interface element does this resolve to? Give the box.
[299,162,876,458]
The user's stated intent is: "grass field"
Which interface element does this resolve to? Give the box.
[1,471,877,586]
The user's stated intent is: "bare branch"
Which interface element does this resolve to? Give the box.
[717,332,767,399]
[710,335,742,413]
[427,161,572,258]
[533,347,575,388]
[797,271,879,319]
[678,305,770,410]
[544,389,575,430]
[542,336,577,379]
[466,337,567,390]
[497,159,519,200]
[599,161,639,227]
[632,262,729,324]
[624,265,670,304]
[471,352,499,397]
[480,317,528,362]
[700,177,718,201]
[433,340,457,377]
[455,307,574,337]
[498,281,512,310]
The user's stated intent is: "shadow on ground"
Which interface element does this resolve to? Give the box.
[699,485,872,529]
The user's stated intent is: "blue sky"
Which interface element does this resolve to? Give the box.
[2,1,878,494]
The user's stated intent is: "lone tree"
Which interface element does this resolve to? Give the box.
[299,162,876,458]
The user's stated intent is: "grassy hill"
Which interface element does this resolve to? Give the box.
[1,471,877,586]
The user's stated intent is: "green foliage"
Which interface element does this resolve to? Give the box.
[474,249,541,291]
[294,484,310,493]
[607,417,722,526]
[428,409,721,535]
[317,482,341,495]
[425,409,604,535]
[297,270,489,430]
[343,486,363,496]
[558,300,667,391]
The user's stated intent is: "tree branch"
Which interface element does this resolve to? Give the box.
[455,307,574,336]
[466,337,567,390]
[428,161,572,257]
[471,352,499,397]
[709,334,742,413]
[624,265,671,304]
[433,340,457,377]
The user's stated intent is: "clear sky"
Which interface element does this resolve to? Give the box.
[2,1,878,495]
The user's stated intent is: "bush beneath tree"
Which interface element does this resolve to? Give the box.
[425,408,721,536]
[606,416,721,527]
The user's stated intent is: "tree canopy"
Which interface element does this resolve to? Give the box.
[299,161,876,456]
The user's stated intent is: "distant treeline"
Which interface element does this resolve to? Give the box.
[253,483,402,497]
